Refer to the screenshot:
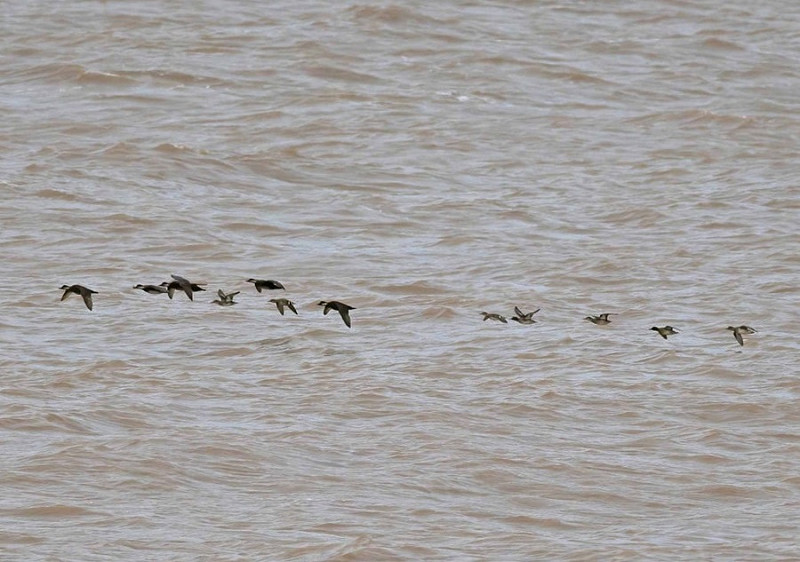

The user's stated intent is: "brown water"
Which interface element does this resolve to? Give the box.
[2,1,799,559]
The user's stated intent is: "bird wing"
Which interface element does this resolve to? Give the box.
[339,308,352,328]
[81,291,93,311]
[170,275,193,300]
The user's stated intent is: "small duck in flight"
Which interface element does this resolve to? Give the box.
[510,306,540,324]
[160,274,206,300]
[212,289,239,306]
[727,325,756,346]
[585,313,614,325]
[247,278,285,292]
[651,326,679,340]
[319,300,356,327]
[134,284,168,295]
[481,312,507,323]
[269,298,298,316]
[60,284,98,311]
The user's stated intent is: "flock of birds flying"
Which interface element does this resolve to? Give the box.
[60,275,757,345]
[480,307,757,347]
[60,274,357,328]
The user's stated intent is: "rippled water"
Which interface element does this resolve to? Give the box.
[2,1,799,559]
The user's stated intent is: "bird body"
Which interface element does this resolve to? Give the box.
[248,278,285,292]
[134,284,168,295]
[160,274,205,300]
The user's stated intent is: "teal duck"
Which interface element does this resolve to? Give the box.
[319,300,355,327]
[481,312,507,323]
[212,289,239,306]
[60,284,97,311]
[727,325,756,346]
[270,298,298,315]
[651,326,679,340]
[511,306,539,324]
[248,278,285,292]
[585,313,614,325]
[160,274,205,301]
[134,284,168,295]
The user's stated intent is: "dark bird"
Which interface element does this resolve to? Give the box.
[319,300,355,328]
[160,274,205,300]
[134,284,168,295]
[212,289,239,306]
[651,326,679,340]
[270,298,298,315]
[585,313,614,325]
[727,325,756,346]
[511,306,540,324]
[60,284,98,311]
[481,312,507,323]
[248,278,285,292]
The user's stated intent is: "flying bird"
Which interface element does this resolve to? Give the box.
[511,306,540,324]
[160,274,205,300]
[247,278,285,292]
[319,300,356,328]
[212,289,239,306]
[134,284,168,295]
[60,284,98,311]
[585,313,614,325]
[727,325,756,346]
[651,326,679,340]
[269,298,298,315]
[481,312,507,323]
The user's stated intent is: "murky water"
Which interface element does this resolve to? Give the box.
[2,1,799,559]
